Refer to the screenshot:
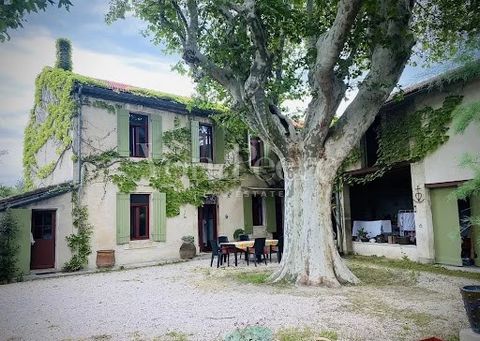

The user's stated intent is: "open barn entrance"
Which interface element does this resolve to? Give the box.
[349,165,415,244]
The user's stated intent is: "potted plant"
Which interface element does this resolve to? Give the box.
[461,286,480,333]
[179,235,196,259]
[233,228,245,241]
[357,227,368,242]
[96,249,115,268]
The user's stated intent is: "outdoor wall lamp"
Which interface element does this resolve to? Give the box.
[413,185,425,204]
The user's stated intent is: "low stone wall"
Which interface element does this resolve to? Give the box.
[352,241,418,261]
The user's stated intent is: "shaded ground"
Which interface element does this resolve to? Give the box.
[0,256,476,341]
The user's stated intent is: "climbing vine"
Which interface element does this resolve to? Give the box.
[63,191,93,272]
[341,95,463,184]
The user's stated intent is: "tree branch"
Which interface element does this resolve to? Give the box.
[325,0,415,164]
[303,0,362,149]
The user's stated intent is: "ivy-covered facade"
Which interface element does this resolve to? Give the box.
[337,69,480,267]
[7,44,283,273]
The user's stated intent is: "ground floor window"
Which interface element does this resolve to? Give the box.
[252,195,264,226]
[130,194,149,240]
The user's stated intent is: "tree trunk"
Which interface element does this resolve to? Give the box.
[269,155,359,287]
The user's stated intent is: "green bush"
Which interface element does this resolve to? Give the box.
[233,228,245,240]
[224,326,273,341]
[0,210,19,283]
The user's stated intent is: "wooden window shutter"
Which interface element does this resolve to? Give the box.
[213,124,225,164]
[117,108,130,157]
[116,193,130,244]
[151,115,162,159]
[265,196,277,233]
[10,208,32,275]
[243,196,253,234]
[152,192,167,242]
[191,120,200,163]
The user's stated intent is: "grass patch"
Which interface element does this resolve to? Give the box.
[347,255,480,281]
[276,327,338,341]
[233,271,272,285]
[153,331,190,341]
[349,263,418,286]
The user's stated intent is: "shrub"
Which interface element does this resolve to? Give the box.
[233,228,245,240]
[0,210,19,283]
[224,326,273,341]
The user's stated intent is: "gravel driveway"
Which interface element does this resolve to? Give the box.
[0,257,475,341]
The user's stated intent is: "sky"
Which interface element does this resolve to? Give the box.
[0,0,448,186]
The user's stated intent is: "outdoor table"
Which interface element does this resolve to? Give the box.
[219,239,278,266]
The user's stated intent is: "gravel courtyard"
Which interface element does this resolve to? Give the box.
[0,256,477,341]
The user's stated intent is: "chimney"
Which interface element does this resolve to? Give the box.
[55,38,72,71]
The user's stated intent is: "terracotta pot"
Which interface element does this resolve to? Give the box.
[96,249,115,268]
[179,243,196,259]
[461,286,480,333]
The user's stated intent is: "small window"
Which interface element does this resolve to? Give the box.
[250,137,264,166]
[252,195,264,226]
[130,113,149,158]
[199,124,213,163]
[130,194,150,240]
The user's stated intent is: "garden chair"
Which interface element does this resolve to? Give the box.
[210,240,226,268]
[270,235,283,263]
[246,238,268,266]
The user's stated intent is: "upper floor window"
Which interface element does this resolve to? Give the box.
[252,195,264,226]
[130,194,150,240]
[130,113,148,158]
[199,123,213,163]
[250,137,264,166]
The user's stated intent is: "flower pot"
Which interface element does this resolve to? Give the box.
[179,242,196,259]
[461,285,480,333]
[96,250,115,268]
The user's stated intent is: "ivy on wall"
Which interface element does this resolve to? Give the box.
[341,95,463,184]
[63,191,93,272]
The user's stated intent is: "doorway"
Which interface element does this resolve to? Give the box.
[198,200,218,252]
[31,210,56,269]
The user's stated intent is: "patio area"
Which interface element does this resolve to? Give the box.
[0,256,476,341]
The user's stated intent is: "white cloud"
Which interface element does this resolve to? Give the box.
[0,27,194,186]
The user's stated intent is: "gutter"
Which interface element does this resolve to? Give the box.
[77,85,83,192]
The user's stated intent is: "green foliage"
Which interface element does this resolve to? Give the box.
[342,95,463,185]
[0,210,19,283]
[234,271,271,285]
[162,118,191,162]
[0,185,20,199]
[0,0,72,42]
[55,38,72,71]
[233,228,245,240]
[181,235,194,244]
[63,192,93,272]
[224,326,273,341]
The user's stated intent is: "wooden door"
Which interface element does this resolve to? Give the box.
[198,204,217,252]
[430,188,462,266]
[31,210,56,269]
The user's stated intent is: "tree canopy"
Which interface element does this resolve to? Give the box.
[0,0,72,42]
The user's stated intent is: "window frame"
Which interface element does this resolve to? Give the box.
[130,194,150,241]
[199,123,214,163]
[251,195,264,226]
[250,136,264,167]
[129,113,149,158]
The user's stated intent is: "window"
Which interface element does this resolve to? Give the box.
[130,194,150,240]
[252,195,264,226]
[250,137,264,166]
[199,123,213,163]
[129,113,149,157]
[32,210,55,240]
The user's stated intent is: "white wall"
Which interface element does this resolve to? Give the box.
[352,242,418,261]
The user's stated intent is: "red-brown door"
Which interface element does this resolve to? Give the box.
[31,210,56,269]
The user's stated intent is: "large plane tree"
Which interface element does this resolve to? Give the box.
[107,0,479,286]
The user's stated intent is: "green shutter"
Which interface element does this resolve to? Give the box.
[266,196,277,233]
[151,115,162,159]
[243,196,253,234]
[116,193,130,244]
[213,125,225,164]
[10,209,31,275]
[262,142,270,167]
[191,120,199,163]
[117,108,130,157]
[430,187,462,266]
[152,192,167,242]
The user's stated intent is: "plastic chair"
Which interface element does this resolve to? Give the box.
[210,240,224,268]
[246,238,267,266]
[239,234,250,241]
[270,235,283,263]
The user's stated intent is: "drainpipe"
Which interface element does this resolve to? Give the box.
[77,85,83,193]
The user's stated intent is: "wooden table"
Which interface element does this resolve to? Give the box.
[219,239,278,266]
